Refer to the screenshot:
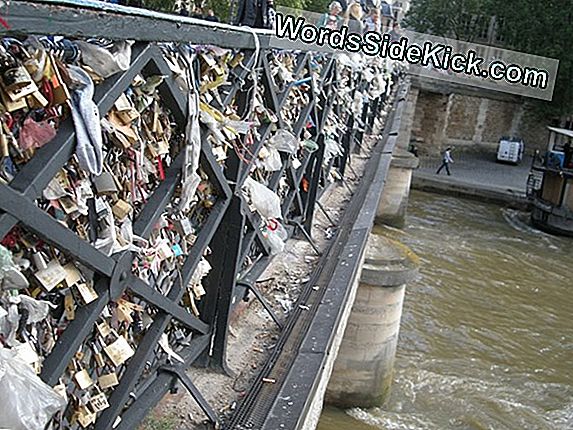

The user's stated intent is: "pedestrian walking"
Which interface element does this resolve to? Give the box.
[436,147,454,175]
[204,8,220,22]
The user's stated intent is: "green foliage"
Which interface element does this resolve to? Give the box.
[210,0,232,22]
[403,0,496,41]
[494,2,573,118]
[405,0,573,118]
[301,0,331,13]
[144,0,177,13]
[275,0,331,14]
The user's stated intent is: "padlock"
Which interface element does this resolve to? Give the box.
[75,405,97,428]
[0,87,27,112]
[73,368,94,390]
[64,291,75,320]
[93,170,119,195]
[98,372,119,390]
[96,320,112,338]
[76,282,98,304]
[26,90,49,109]
[63,263,82,287]
[34,259,67,292]
[90,392,110,412]
[104,332,135,367]
[0,64,33,93]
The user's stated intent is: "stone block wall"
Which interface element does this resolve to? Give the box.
[409,90,550,156]
[482,99,519,143]
[410,90,449,155]
[446,94,481,142]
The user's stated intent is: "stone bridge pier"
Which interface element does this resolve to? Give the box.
[323,94,420,411]
[376,148,419,228]
[325,234,419,408]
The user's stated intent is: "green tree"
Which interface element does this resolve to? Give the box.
[404,0,496,41]
[494,1,573,118]
[142,0,326,23]
[144,0,177,13]
[404,0,573,118]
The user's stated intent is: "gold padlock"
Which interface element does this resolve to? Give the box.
[90,392,110,412]
[98,372,119,390]
[104,333,135,367]
[64,292,75,321]
[75,405,97,428]
[1,65,33,92]
[73,368,94,390]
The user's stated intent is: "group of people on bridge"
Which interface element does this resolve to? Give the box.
[99,0,401,36]
[316,0,401,37]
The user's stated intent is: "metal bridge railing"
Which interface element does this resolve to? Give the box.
[0,2,395,429]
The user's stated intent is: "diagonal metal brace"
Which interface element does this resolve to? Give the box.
[316,201,336,226]
[159,365,220,429]
[288,220,321,255]
[236,281,283,330]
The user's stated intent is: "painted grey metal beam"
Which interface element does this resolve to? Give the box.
[0,185,115,277]
[0,0,273,49]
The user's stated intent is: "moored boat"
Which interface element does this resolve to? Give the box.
[527,126,573,236]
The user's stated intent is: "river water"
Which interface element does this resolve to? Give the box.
[318,190,573,430]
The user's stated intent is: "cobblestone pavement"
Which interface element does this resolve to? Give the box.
[415,152,532,193]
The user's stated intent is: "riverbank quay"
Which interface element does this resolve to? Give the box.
[412,152,531,209]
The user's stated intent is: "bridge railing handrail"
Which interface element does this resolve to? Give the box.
[4,0,274,48]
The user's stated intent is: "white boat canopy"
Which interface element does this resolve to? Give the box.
[547,126,573,138]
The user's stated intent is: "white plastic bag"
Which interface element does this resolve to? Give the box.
[263,219,288,255]
[0,245,28,290]
[243,177,282,219]
[0,244,15,283]
[269,129,299,154]
[323,137,342,166]
[258,146,282,172]
[75,40,133,79]
[12,295,57,324]
[265,229,285,255]
[0,347,66,430]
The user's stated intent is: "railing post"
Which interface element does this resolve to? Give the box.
[197,195,246,372]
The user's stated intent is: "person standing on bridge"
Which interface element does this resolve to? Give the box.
[317,1,343,30]
[436,147,454,176]
[343,1,364,34]
[235,0,276,29]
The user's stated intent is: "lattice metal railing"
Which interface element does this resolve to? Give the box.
[0,2,392,429]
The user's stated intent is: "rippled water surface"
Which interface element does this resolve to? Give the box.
[318,191,573,430]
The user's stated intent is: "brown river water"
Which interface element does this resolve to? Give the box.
[318,190,573,430]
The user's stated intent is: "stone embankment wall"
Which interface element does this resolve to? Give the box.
[407,88,549,156]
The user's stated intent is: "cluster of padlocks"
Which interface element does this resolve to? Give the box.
[0,27,396,430]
